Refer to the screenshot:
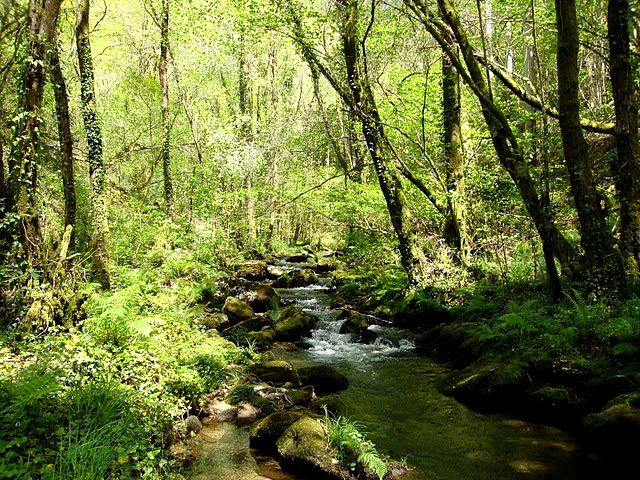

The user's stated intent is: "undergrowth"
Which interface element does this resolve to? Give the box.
[0,221,256,479]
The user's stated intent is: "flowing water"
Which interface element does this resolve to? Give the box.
[190,267,609,480]
[270,274,606,480]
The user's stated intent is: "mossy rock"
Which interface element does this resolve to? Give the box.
[222,296,254,323]
[298,365,348,395]
[583,391,640,431]
[236,260,268,280]
[273,306,317,341]
[239,284,279,313]
[245,326,276,349]
[439,361,529,411]
[250,360,300,386]
[286,386,314,407]
[310,394,347,417]
[339,311,369,335]
[221,315,270,338]
[225,383,277,415]
[276,417,348,480]
[198,312,229,330]
[249,410,305,449]
[273,269,318,288]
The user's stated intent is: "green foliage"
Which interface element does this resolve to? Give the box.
[326,414,388,480]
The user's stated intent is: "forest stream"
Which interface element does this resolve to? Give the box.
[188,261,608,480]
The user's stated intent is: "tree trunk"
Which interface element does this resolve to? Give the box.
[268,44,280,245]
[238,30,255,240]
[49,31,76,247]
[76,0,110,289]
[555,0,621,284]
[338,0,426,285]
[608,0,640,276]
[159,0,174,217]
[3,0,62,264]
[442,51,467,258]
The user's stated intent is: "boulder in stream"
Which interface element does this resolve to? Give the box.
[272,269,318,288]
[250,360,300,386]
[239,284,279,312]
[222,296,255,323]
[311,394,347,417]
[236,260,268,280]
[298,365,349,395]
[249,410,305,449]
[273,306,317,341]
[339,310,369,335]
[277,417,349,480]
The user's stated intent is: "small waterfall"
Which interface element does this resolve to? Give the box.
[275,275,415,362]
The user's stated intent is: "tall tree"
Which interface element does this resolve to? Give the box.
[555,0,621,283]
[76,0,110,289]
[49,29,77,247]
[608,0,640,276]
[442,51,467,258]
[2,0,63,263]
[404,0,573,293]
[159,0,174,217]
[238,26,256,240]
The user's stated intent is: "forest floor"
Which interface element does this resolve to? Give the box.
[1,243,640,479]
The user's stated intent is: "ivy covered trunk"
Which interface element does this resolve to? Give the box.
[49,32,76,247]
[76,0,110,289]
[2,0,63,264]
[555,0,621,285]
[160,0,174,217]
[608,0,640,277]
[442,52,467,259]
[338,0,426,286]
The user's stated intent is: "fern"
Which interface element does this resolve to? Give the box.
[612,342,639,357]
[358,449,387,480]
[326,415,388,479]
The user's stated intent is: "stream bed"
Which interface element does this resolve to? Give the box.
[269,275,605,480]
[188,269,610,480]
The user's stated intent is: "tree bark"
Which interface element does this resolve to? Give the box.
[49,31,76,247]
[555,0,621,284]
[608,0,640,276]
[442,51,467,258]
[76,0,110,289]
[159,0,174,217]
[3,0,62,263]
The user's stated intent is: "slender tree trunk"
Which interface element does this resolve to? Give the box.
[555,0,621,284]
[338,0,426,285]
[3,0,62,263]
[238,30,255,240]
[268,45,280,245]
[442,52,467,258]
[76,0,110,289]
[608,0,640,276]
[49,31,76,247]
[159,0,174,217]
